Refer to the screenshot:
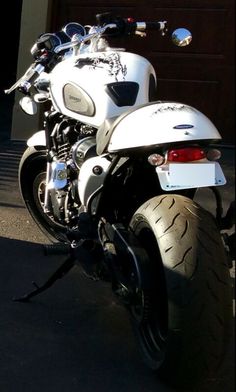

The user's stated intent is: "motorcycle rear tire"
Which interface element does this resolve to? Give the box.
[19,146,67,243]
[129,194,232,388]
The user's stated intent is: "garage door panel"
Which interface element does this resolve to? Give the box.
[149,0,232,8]
[157,78,220,119]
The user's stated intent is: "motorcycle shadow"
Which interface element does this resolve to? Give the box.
[0,235,234,392]
[0,236,175,392]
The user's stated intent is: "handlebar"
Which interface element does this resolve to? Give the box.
[54,19,167,54]
[95,13,167,35]
[4,17,168,95]
[136,21,167,32]
[54,23,118,54]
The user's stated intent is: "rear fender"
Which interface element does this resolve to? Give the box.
[107,101,222,152]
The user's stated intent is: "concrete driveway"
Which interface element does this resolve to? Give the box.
[0,140,235,392]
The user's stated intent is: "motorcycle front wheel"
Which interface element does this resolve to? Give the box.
[19,146,67,243]
[129,194,232,389]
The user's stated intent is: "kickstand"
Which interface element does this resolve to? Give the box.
[12,242,77,303]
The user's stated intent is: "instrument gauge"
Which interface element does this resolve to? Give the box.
[63,23,86,38]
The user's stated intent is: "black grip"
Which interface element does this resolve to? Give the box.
[145,21,162,30]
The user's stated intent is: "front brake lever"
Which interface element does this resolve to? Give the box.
[4,63,45,95]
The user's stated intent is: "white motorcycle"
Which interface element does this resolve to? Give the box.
[5,13,234,389]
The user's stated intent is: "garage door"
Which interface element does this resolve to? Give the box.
[50,0,235,144]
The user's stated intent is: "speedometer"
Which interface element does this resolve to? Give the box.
[62,22,86,38]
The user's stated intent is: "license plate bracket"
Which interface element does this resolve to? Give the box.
[156,162,226,191]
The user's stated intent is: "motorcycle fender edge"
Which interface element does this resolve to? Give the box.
[27,130,46,147]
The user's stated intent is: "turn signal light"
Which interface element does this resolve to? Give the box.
[148,153,165,166]
[206,149,221,161]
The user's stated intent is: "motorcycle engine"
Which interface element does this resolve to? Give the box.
[52,118,97,163]
[71,136,97,169]
[47,117,98,224]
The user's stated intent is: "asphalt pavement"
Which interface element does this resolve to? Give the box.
[0,138,235,392]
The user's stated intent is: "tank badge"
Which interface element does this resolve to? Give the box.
[173,124,194,129]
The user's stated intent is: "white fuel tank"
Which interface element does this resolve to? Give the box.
[49,51,156,127]
[107,101,222,152]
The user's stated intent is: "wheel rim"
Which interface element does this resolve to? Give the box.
[37,176,46,207]
[33,172,65,228]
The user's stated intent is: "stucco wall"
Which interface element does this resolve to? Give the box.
[11,0,51,140]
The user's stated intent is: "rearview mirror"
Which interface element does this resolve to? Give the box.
[172,28,192,47]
